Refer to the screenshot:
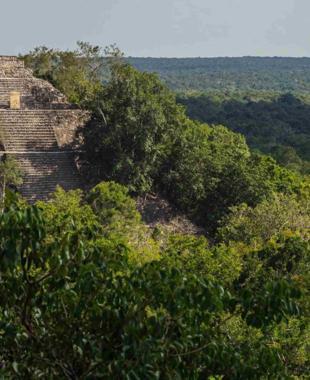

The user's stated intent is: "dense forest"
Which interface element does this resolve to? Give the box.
[125,57,310,173]
[0,45,308,378]
[178,92,310,173]
[127,57,310,93]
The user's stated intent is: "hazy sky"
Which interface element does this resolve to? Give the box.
[0,0,309,57]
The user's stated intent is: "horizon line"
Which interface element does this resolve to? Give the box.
[125,55,310,59]
[2,53,310,60]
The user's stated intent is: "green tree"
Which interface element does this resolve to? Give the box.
[161,122,301,231]
[218,193,310,246]
[0,155,23,208]
[23,42,104,107]
[163,233,242,285]
[161,123,250,224]
[84,61,187,193]
[86,181,160,265]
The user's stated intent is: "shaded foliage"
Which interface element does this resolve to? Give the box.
[83,62,187,194]
[178,93,310,174]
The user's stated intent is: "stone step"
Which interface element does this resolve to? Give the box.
[9,152,82,202]
[1,111,60,153]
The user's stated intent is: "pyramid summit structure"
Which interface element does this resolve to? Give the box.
[0,56,90,202]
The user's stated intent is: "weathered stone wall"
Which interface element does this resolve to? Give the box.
[0,56,25,73]
[52,110,91,148]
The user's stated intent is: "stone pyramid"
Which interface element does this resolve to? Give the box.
[0,56,90,202]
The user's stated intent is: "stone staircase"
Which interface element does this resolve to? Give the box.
[0,78,26,96]
[0,110,58,151]
[0,57,89,202]
[16,152,81,202]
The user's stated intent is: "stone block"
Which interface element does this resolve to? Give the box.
[10,91,20,109]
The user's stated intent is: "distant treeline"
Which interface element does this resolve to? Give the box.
[126,56,310,93]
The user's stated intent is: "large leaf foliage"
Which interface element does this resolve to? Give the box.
[0,188,307,379]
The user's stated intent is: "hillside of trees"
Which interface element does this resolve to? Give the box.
[178,92,310,174]
[0,45,308,378]
[127,57,310,93]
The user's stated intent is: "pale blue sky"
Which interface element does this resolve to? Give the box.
[0,0,309,57]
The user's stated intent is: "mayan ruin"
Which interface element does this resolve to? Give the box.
[0,56,89,202]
